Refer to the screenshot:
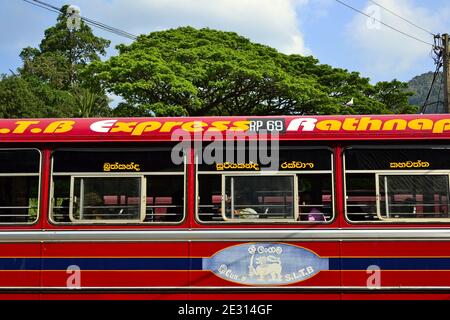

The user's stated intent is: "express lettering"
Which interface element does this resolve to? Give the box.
[90,120,251,135]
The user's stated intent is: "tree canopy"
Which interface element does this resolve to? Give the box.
[0,5,111,118]
[0,16,418,118]
[91,26,416,116]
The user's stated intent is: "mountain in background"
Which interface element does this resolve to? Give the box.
[408,71,444,113]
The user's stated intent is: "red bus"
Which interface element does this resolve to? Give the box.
[1,114,450,300]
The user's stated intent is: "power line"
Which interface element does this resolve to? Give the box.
[435,72,444,113]
[368,0,435,37]
[22,0,138,40]
[82,17,137,40]
[31,0,60,11]
[334,0,436,48]
[22,0,60,14]
[420,54,443,114]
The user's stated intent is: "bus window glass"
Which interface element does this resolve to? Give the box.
[223,176,295,221]
[0,150,40,224]
[298,174,333,222]
[198,175,222,222]
[71,177,142,222]
[345,147,450,222]
[379,175,450,219]
[197,145,334,223]
[50,148,185,224]
[145,175,184,223]
[345,173,377,221]
[52,176,70,223]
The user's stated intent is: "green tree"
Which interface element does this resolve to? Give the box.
[0,4,113,118]
[70,87,111,117]
[20,5,110,90]
[90,27,415,116]
[0,74,76,118]
[371,80,417,114]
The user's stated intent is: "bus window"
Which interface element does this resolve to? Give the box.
[344,147,450,222]
[50,148,185,224]
[145,175,184,222]
[298,174,333,222]
[223,175,295,221]
[70,177,143,222]
[197,175,222,222]
[0,149,40,224]
[345,173,377,221]
[379,174,449,219]
[196,145,334,223]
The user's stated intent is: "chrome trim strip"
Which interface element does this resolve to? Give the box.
[1,229,450,242]
[1,286,450,292]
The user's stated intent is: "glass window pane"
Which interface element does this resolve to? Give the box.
[198,145,332,172]
[0,150,40,173]
[379,175,450,219]
[0,149,40,224]
[346,148,450,171]
[345,173,378,221]
[224,176,294,220]
[298,174,333,222]
[197,175,223,222]
[53,149,183,173]
[51,176,71,223]
[145,175,184,223]
[0,176,39,223]
[72,177,141,221]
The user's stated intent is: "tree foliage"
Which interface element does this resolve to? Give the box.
[0,5,112,118]
[20,5,110,90]
[0,19,419,118]
[0,75,75,118]
[91,27,416,116]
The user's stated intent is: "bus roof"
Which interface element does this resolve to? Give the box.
[1,114,450,143]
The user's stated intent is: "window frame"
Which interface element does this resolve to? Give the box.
[49,148,187,225]
[68,174,147,224]
[374,171,450,222]
[220,172,299,223]
[344,146,450,224]
[0,148,41,226]
[195,148,335,225]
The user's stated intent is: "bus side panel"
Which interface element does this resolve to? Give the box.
[0,243,41,288]
[190,241,340,289]
[41,242,189,290]
[341,241,450,287]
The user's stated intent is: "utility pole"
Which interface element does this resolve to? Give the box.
[443,34,450,113]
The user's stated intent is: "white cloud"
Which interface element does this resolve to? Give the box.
[73,0,310,55]
[346,0,450,80]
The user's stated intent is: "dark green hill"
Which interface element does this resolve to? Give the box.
[408,71,444,113]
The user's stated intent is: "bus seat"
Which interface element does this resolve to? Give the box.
[103,195,118,205]
[212,195,221,204]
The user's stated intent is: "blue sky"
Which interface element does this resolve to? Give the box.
[1,0,449,83]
